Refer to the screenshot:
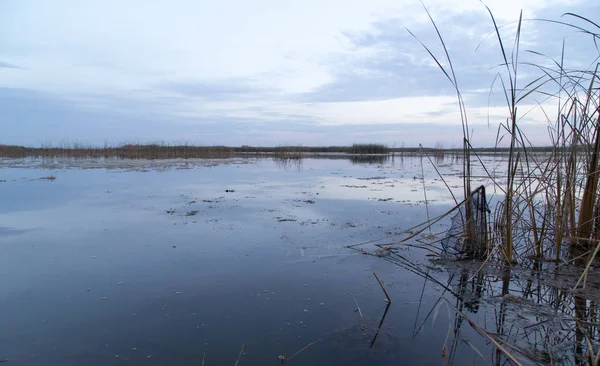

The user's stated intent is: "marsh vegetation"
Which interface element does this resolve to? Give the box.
[0,6,598,366]
[350,8,600,365]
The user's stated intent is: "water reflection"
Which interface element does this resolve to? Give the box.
[272,155,391,171]
[449,261,599,364]
[369,302,392,348]
[0,156,540,365]
[272,156,304,171]
[348,155,390,166]
[355,243,600,365]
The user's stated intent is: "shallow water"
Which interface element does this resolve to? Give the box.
[1,155,589,365]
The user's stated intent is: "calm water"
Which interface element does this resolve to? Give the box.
[0,156,523,365]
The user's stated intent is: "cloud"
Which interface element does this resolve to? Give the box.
[0,61,21,69]
[0,0,597,147]
[159,79,276,101]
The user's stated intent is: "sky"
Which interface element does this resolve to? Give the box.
[0,0,598,148]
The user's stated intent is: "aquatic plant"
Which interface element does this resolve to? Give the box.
[350,143,389,155]
[422,8,599,364]
[351,7,600,365]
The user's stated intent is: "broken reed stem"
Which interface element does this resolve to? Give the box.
[234,344,246,366]
[574,240,600,290]
[378,196,469,249]
[423,148,460,206]
[373,272,392,303]
[463,139,475,259]
[348,195,469,250]
[419,145,432,234]
[287,339,323,361]
[353,297,363,318]
[345,235,395,248]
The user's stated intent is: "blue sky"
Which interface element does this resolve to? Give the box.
[0,0,598,147]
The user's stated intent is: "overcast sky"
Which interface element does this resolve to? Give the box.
[0,0,598,147]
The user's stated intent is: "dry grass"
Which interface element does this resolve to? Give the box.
[413,7,600,264]
[397,7,600,365]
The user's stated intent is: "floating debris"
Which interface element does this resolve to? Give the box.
[277,218,297,222]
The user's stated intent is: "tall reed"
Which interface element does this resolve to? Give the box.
[413,8,600,265]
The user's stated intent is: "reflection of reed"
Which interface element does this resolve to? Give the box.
[272,156,304,171]
[361,242,600,364]
[452,263,599,365]
[348,155,389,165]
[271,154,391,169]
[369,302,391,348]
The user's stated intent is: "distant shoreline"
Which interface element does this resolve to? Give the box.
[0,143,560,159]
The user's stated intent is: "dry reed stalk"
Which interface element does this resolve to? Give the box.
[419,147,432,235]
[233,344,246,366]
[287,339,322,361]
[576,80,600,250]
[422,148,460,206]
[408,4,480,257]
[378,197,469,249]
[574,240,600,290]
[353,297,363,318]
[481,7,525,265]
[373,272,392,303]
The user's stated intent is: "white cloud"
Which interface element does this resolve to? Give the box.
[1,0,580,93]
[0,0,594,146]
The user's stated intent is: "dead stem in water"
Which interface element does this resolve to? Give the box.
[353,297,364,318]
[234,344,246,366]
[373,272,392,303]
[287,339,323,361]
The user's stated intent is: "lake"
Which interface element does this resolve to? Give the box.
[0,155,591,365]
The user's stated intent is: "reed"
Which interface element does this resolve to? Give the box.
[350,143,388,155]
[0,143,559,160]
[0,142,237,159]
[273,145,304,160]
[399,7,600,364]
[412,8,600,265]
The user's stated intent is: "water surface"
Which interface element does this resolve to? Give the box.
[0,156,518,365]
